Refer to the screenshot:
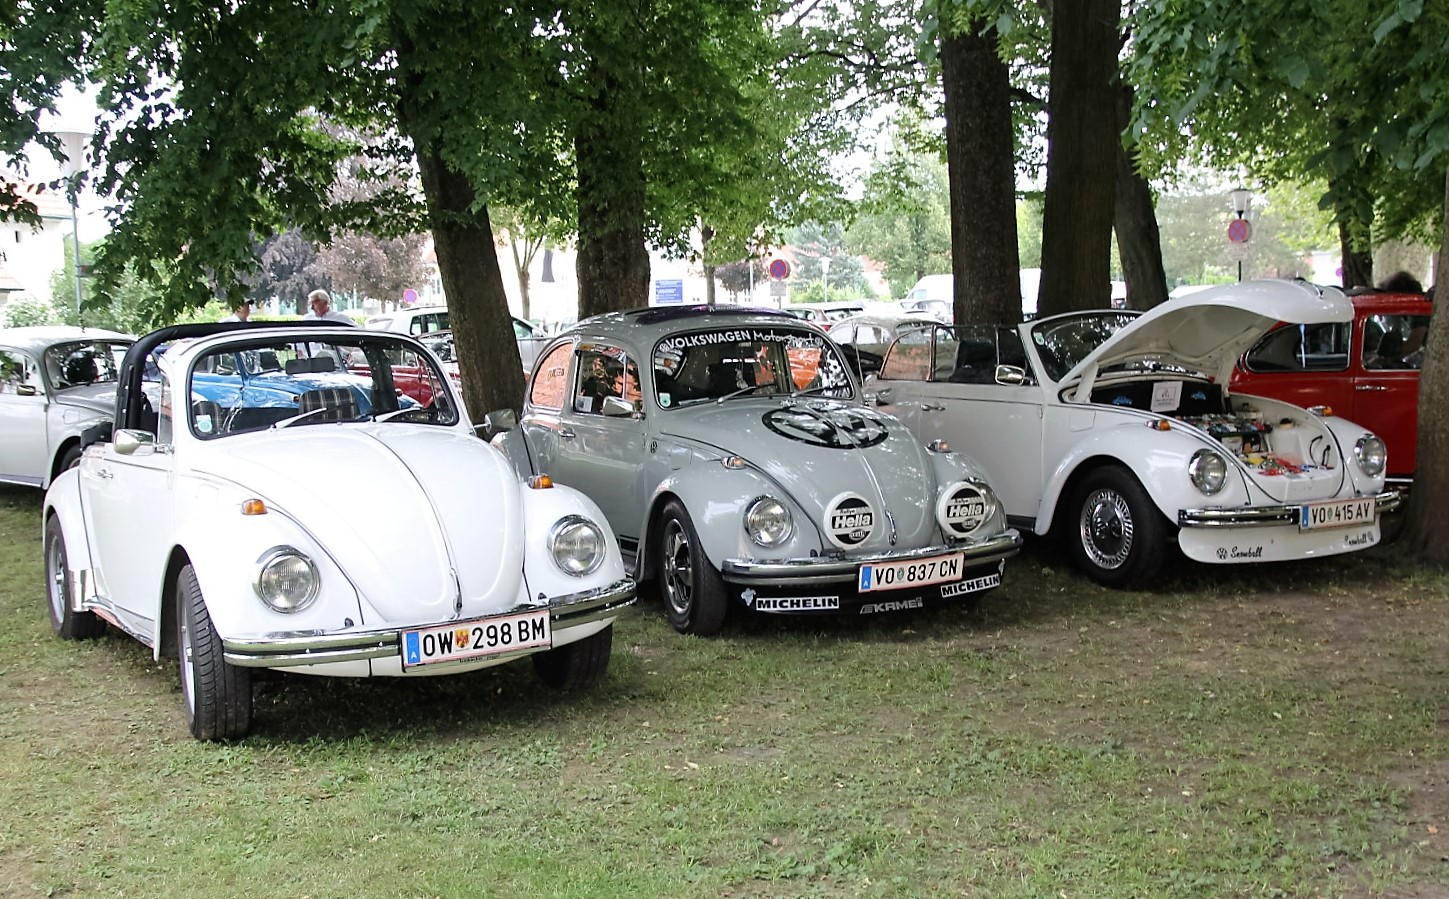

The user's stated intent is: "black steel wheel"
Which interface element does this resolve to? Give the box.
[656,499,729,635]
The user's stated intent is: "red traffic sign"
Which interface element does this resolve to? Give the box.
[1226,219,1252,243]
[768,258,790,280]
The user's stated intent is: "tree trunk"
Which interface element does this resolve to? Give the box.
[412,146,526,418]
[1337,217,1374,288]
[1402,165,1449,566]
[1038,0,1121,316]
[1114,84,1168,310]
[940,21,1020,324]
[575,71,649,319]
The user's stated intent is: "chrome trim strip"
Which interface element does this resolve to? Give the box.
[1177,491,1401,529]
[721,531,1022,586]
[222,577,636,667]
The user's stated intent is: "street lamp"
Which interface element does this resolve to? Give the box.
[1227,186,1254,282]
[52,130,90,320]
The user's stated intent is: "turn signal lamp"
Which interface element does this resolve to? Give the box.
[1308,405,1334,417]
[528,475,554,489]
[927,439,951,453]
[1149,419,1172,431]
[241,498,268,516]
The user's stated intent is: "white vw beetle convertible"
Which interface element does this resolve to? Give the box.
[42,322,635,740]
[489,305,1021,636]
[872,280,1400,586]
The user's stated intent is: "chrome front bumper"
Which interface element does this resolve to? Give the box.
[720,530,1022,587]
[1177,491,1402,529]
[222,577,636,668]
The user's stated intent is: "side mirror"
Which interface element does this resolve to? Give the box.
[477,408,517,441]
[114,429,156,456]
[995,364,1027,386]
[16,384,37,397]
[600,396,636,418]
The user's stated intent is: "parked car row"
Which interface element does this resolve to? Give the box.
[14,278,1422,741]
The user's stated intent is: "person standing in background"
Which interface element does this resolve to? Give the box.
[220,299,252,322]
[304,289,356,324]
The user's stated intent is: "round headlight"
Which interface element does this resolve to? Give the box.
[744,496,793,547]
[1188,449,1229,495]
[549,516,605,576]
[254,548,319,613]
[1355,434,1387,478]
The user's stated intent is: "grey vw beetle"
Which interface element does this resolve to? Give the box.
[490,305,1021,635]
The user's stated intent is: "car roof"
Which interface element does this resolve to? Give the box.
[561,304,815,344]
[0,325,133,353]
[1347,291,1433,315]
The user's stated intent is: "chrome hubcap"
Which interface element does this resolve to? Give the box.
[661,519,694,617]
[1080,488,1133,569]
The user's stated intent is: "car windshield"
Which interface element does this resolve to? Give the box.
[1029,313,1138,381]
[44,340,129,390]
[187,334,457,437]
[652,325,856,407]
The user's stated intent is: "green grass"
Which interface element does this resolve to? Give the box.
[1,483,1445,897]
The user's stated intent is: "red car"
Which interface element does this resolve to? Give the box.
[1231,290,1431,486]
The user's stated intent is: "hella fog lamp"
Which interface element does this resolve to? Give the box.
[1188,449,1229,495]
[744,497,793,546]
[1354,434,1387,478]
[549,516,605,576]
[254,548,320,613]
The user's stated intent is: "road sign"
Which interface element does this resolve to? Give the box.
[768,259,790,280]
[1227,218,1252,243]
[402,287,419,305]
[769,280,787,298]
[654,279,684,304]
[1226,242,1250,261]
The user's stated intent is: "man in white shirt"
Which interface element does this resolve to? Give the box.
[303,289,356,324]
[220,299,252,322]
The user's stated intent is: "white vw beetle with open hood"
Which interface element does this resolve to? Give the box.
[872,280,1400,586]
[489,305,1021,636]
[42,322,635,740]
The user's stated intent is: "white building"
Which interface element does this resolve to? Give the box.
[0,183,75,315]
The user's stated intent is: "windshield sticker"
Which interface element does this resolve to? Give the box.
[659,394,672,408]
[763,406,890,450]
[1033,332,1045,344]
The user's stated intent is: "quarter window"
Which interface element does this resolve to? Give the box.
[529,343,572,410]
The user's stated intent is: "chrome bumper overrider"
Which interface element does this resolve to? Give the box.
[222,577,636,668]
[720,530,1022,586]
[1177,491,1401,529]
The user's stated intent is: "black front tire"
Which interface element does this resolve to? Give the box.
[44,516,106,640]
[176,564,252,740]
[532,625,613,690]
[1068,466,1169,588]
[57,444,83,476]
[655,499,729,635]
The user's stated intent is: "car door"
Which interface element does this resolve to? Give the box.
[0,348,49,485]
[1234,322,1354,412]
[877,324,1047,527]
[80,372,177,639]
[513,318,550,371]
[1352,312,1428,474]
[548,343,647,542]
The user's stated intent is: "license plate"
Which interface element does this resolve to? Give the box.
[1298,497,1376,531]
[858,552,964,593]
[401,610,551,669]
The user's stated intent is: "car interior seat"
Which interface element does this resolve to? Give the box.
[949,338,998,383]
[297,388,359,421]
[706,362,749,395]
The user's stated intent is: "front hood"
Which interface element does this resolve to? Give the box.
[661,398,940,546]
[1061,280,1352,388]
[51,383,116,417]
[199,425,524,623]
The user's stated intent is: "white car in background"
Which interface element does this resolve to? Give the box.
[365,304,551,370]
[872,280,1399,586]
[0,326,133,488]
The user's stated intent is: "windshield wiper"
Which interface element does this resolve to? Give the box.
[370,408,420,423]
[790,385,843,399]
[715,383,779,403]
[271,408,332,429]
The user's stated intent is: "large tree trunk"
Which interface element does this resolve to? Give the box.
[1038,0,1121,316]
[1337,217,1374,288]
[940,21,1020,324]
[1402,166,1449,566]
[413,146,526,418]
[1114,84,1168,310]
[575,71,649,319]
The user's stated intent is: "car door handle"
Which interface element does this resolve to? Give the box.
[96,469,113,479]
[558,428,576,439]
[922,402,945,412]
[1354,385,1388,392]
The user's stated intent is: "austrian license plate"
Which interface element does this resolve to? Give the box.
[401,610,551,669]
[858,552,964,593]
[1298,497,1376,531]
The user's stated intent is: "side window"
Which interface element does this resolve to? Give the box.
[528,343,572,410]
[571,346,638,415]
[512,320,532,339]
[1363,314,1431,370]
[879,327,933,381]
[1244,323,1349,372]
[0,350,39,396]
[156,373,174,446]
[946,325,999,384]
[832,325,855,343]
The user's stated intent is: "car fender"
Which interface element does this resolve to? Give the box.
[1037,424,1245,534]
[1318,415,1387,494]
[517,482,629,608]
[41,467,94,589]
